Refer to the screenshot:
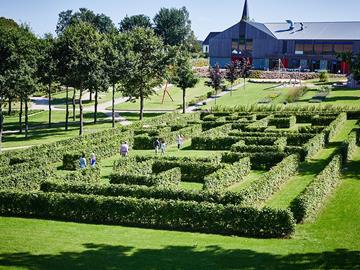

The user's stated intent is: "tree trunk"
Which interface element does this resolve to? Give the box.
[0,96,3,153]
[94,88,98,124]
[8,97,11,115]
[214,89,217,105]
[25,96,29,139]
[89,90,93,102]
[65,86,69,131]
[19,98,23,134]
[79,88,83,136]
[182,88,186,114]
[112,83,115,128]
[48,82,52,128]
[140,90,144,121]
[72,88,76,121]
[244,76,246,90]
[230,82,233,96]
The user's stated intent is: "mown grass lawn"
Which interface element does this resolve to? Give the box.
[111,78,213,111]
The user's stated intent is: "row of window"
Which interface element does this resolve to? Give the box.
[295,43,353,55]
[232,36,253,54]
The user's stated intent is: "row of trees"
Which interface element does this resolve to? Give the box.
[0,7,201,151]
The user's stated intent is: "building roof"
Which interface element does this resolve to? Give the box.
[203,32,221,45]
[263,21,360,40]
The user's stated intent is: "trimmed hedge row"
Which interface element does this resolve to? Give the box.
[239,155,299,206]
[40,181,247,205]
[304,132,326,160]
[231,144,285,153]
[62,153,83,171]
[0,165,55,191]
[269,116,296,129]
[290,155,342,223]
[0,190,295,238]
[203,157,251,191]
[323,113,347,144]
[59,167,101,184]
[341,131,358,163]
[221,152,287,170]
[152,160,223,183]
[109,167,181,187]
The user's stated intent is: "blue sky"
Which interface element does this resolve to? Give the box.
[1,0,360,40]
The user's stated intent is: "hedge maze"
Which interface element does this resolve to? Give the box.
[0,109,357,239]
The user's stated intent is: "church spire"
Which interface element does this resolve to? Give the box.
[241,0,249,21]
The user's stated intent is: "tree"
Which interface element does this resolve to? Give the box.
[153,7,191,46]
[56,22,103,135]
[119,15,152,32]
[56,8,116,34]
[122,28,168,120]
[205,65,224,105]
[225,62,239,96]
[237,58,251,90]
[37,34,57,128]
[103,32,129,127]
[173,51,199,113]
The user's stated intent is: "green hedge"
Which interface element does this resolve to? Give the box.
[323,113,347,144]
[62,153,83,171]
[231,144,284,153]
[290,155,342,223]
[269,116,296,129]
[0,190,295,238]
[152,160,223,183]
[0,165,55,191]
[110,167,181,187]
[304,132,326,160]
[203,157,251,191]
[59,167,101,184]
[341,131,358,163]
[221,152,287,170]
[239,155,299,206]
[113,158,154,175]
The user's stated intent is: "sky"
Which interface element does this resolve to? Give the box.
[1,0,360,40]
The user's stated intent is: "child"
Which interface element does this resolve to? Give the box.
[79,153,87,169]
[176,135,184,150]
[160,139,166,156]
[90,153,96,168]
[154,138,160,155]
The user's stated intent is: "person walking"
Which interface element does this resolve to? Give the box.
[79,153,87,169]
[154,138,160,155]
[90,153,96,168]
[176,135,184,150]
[160,139,166,156]
[120,141,129,157]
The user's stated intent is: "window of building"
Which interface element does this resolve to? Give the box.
[322,44,333,54]
[314,44,323,54]
[246,39,253,51]
[343,44,353,53]
[232,39,239,54]
[303,44,313,54]
[334,44,344,53]
[295,43,304,53]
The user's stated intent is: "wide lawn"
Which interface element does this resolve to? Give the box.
[111,78,213,111]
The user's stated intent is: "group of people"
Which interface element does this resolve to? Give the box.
[79,153,96,169]
[81,135,185,168]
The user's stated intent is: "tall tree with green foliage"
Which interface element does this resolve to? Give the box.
[37,34,57,128]
[119,15,152,32]
[122,28,168,120]
[56,8,116,34]
[206,65,224,105]
[153,7,191,46]
[173,50,199,113]
[56,22,103,135]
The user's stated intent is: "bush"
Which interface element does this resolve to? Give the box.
[110,167,181,187]
[62,153,83,171]
[203,157,251,191]
[239,155,299,206]
[319,71,329,82]
[285,87,308,103]
[323,113,347,144]
[152,160,223,182]
[341,131,357,163]
[290,155,342,223]
[0,190,295,238]
[221,152,287,170]
[60,167,101,184]
[269,116,296,129]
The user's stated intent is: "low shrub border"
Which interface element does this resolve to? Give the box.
[341,131,357,163]
[0,190,295,238]
[290,155,342,223]
[239,155,299,206]
[203,157,251,191]
[221,152,287,170]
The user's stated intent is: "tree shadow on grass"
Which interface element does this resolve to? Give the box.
[0,244,359,270]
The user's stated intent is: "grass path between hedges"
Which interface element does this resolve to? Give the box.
[266,120,358,209]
